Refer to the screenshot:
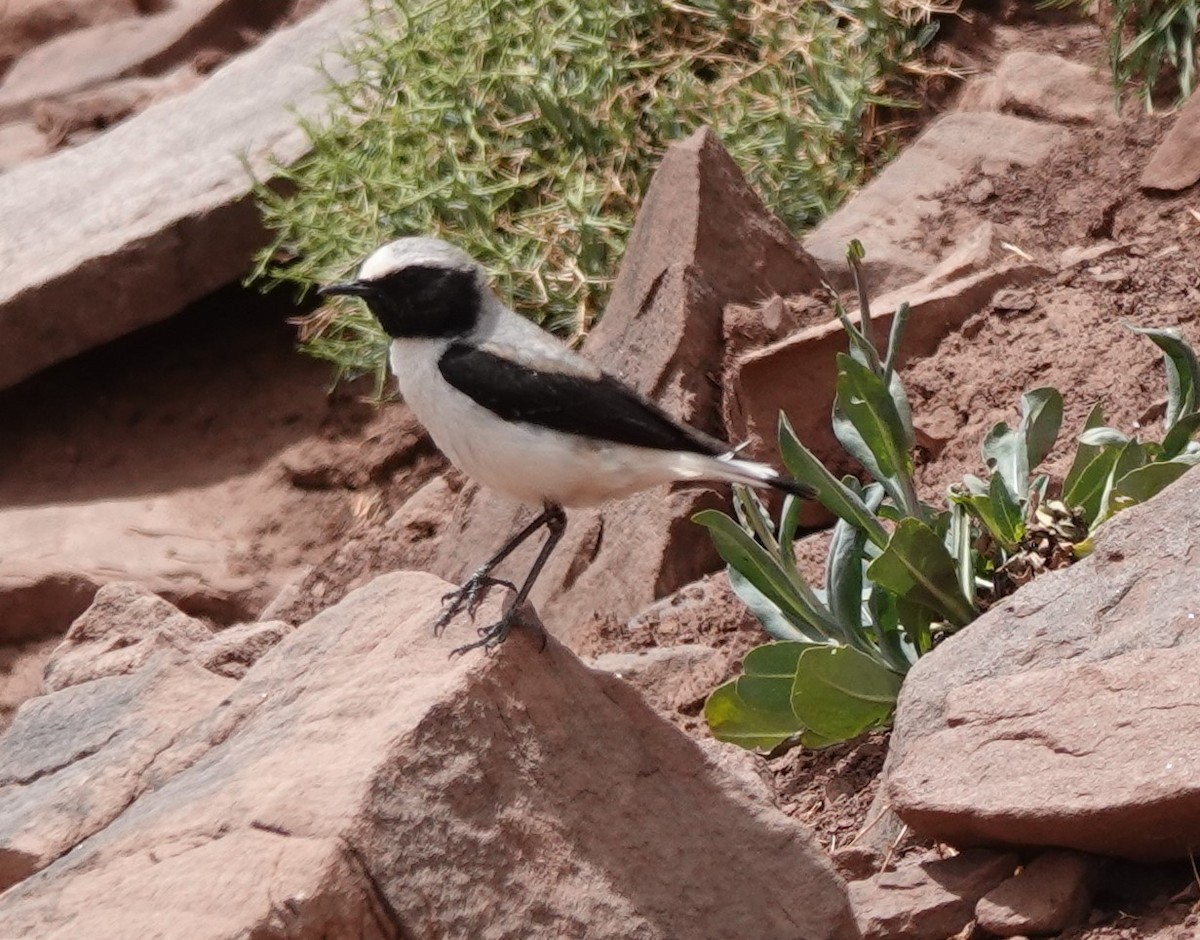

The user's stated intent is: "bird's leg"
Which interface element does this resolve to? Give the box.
[433,504,562,637]
[450,503,566,656]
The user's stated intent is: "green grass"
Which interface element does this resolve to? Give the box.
[1044,0,1198,109]
[1108,0,1197,109]
[253,0,944,388]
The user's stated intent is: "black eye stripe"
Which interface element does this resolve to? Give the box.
[364,264,481,339]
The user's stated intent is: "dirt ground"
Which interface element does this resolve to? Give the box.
[3,3,1199,936]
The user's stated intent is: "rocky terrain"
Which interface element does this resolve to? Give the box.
[2,1,1200,937]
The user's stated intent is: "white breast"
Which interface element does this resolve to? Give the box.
[388,338,699,508]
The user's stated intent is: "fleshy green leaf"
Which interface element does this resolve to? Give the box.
[778,413,890,548]
[1021,387,1064,469]
[790,645,903,742]
[1078,426,1132,447]
[1161,410,1200,460]
[949,472,1023,551]
[1096,439,1149,525]
[947,500,974,605]
[727,568,819,643]
[883,301,911,385]
[1107,460,1196,516]
[825,483,885,636]
[981,388,1062,504]
[1063,404,1114,520]
[1130,325,1200,429]
[694,509,841,636]
[832,353,918,513]
[705,642,820,751]
[866,518,977,626]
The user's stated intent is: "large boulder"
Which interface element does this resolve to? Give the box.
[0,571,860,939]
[884,470,1200,861]
[0,0,362,392]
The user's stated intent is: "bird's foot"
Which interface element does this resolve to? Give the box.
[433,573,517,637]
[448,604,545,657]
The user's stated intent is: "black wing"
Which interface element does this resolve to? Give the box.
[438,342,724,456]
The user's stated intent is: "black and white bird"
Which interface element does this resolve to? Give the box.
[319,237,814,654]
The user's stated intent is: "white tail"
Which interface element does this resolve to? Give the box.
[669,452,814,498]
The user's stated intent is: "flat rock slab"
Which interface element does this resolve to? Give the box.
[0,583,233,890]
[0,571,859,939]
[958,50,1113,125]
[0,0,293,122]
[0,0,361,392]
[0,490,261,643]
[885,470,1200,861]
[803,111,1067,291]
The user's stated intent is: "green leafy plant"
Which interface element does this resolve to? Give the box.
[700,245,1200,753]
[1107,0,1198,108]
[252,0,947,388]
[1045,0,1198,108]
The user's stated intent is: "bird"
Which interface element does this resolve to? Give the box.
[318,236,815,654]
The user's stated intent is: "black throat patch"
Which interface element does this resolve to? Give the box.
[366,265,481,339]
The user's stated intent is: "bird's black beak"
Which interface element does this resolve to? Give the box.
[317,280,374,299]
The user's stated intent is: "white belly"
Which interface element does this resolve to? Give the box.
[389,339,692,507]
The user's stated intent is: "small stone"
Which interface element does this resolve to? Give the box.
[832,844,881,882]
[992,288,1036,312]
[966,178,995,204]
[976,850,1097,936]
[1089,269,1130,289]
[849,848,1019,940]
[1058,241,1125,269]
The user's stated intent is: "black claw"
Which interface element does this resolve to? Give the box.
[435,502,565,656]
[433,574,517,637]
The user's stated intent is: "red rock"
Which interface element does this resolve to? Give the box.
[597,123,830,350]
[976,850,1097,936]
[43,582,214,692]
[0,569,98,645]
[0,497,260,645]
[432,129,826,646]
[0,571,860,939]
[0,0,362,392]
[1140,88,1200,191]
[30,66,202,146]
[197,619,293,679]
[848,848,1018,940]
[0,120,48,170]
[588,643,728,713]
[958,51,1112,125]
[0,637,57,735]
[885,471,1200,862]
[0,0,293,122]
[0,584,235,891]
[803,112,1067,291]
[0,0,140,74]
